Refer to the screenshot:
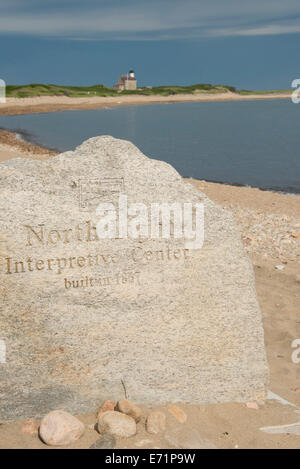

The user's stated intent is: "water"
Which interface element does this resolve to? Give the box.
[0,99,299,193]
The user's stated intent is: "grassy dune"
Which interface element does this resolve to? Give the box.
[238,89,291,95]
[6,84,116,98]
[6,83,239,98]
[5,83,291,99]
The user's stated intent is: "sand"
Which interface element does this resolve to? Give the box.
[0,130,56,161]
[0,92,291,115]
[0,137,299,449]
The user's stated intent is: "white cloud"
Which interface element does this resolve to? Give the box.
[0,0,300,39]
[208,20,300,37]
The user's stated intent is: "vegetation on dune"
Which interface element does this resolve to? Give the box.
[5,83,290,98]
[6,83,234,98]
[139,83,234,95]
[238,89,291,95]
[6,83,117,98]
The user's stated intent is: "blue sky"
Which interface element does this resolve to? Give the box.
[1,0,300,89]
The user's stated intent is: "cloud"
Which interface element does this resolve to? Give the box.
[207,18,300,37]
[0,0,300,39]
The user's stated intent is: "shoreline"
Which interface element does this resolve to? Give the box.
[187,177,300,196]
[0,127,299,222]
[0,92,291,115]
[0,129,57,160]
[0,128,299,196]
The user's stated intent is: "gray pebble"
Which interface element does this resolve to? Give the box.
[89,434,116,449]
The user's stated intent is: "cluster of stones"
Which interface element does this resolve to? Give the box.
[232,207,300,263]
[22,399,186,447]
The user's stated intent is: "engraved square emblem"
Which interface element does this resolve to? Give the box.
[79,177,124,211]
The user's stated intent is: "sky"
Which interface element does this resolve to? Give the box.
[0,0,299,90]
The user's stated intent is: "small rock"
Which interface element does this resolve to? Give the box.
[98,411,136,438]
[97,400,116,418]
[116,399,142,423]
[39,410,85,446]
[165,426,216,449]
[167,404,187,423]
[246,402,259,410]
[21,418,39,435]
[275,265,285,270]
[294,387,300,393]
[90,434,116,449]
[146,411,166,434]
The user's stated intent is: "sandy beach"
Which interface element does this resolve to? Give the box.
[0,129,56,161]
[0,92,291,115]
[0,135,299,449]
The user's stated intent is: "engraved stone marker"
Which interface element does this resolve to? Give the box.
[0,136,268,422]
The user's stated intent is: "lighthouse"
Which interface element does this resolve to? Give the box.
[114,70,137,91]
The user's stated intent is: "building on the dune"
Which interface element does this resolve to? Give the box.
[114,70,137,91]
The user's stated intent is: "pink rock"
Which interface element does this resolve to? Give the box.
[97,400,116,418]
[116,399,142,423]
[246,402,259,410]
[39,410,85,446]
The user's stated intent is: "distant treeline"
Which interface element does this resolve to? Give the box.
[5,83,290,98]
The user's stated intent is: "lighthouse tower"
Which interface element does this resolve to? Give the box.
[114,70,137,91]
